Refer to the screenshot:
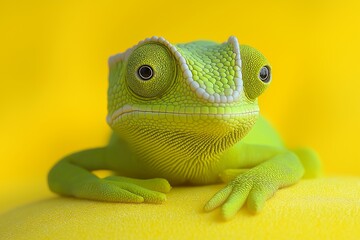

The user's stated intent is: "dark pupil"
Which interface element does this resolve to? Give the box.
[259,66,270,82]
[138,65,153,80]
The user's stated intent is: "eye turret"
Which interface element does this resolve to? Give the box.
[126,43,176,98]
[240,45,272,100]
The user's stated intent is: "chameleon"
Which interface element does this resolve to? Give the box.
[48,36,321,220]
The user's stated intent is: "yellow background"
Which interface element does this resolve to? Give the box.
[1,0,359,212]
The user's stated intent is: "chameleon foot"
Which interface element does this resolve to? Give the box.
[73,176,171,204]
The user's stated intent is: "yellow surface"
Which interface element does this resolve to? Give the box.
[1,0,360,222]
[0,177,359,240]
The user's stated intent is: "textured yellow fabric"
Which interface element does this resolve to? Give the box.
[0,177,359,240]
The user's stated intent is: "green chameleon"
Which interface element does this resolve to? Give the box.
[48,36,321,220]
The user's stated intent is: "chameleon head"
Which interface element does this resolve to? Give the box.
[106,36,271,156]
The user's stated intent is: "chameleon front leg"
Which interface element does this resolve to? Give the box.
[204,145,304,219]
[48,148,171,203]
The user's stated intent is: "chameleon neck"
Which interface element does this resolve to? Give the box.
[114,113,258,184]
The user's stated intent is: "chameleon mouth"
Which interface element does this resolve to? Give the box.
[106,104,259,126]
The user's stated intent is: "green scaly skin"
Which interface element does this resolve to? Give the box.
[48,36,322,220]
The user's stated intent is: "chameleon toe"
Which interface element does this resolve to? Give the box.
[204,185,233,212]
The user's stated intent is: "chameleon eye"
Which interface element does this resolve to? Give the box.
[126,43,175,98]
[137,65,153,80]
[259,66,271,83]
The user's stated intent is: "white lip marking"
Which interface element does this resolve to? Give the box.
[106,105,259,125]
